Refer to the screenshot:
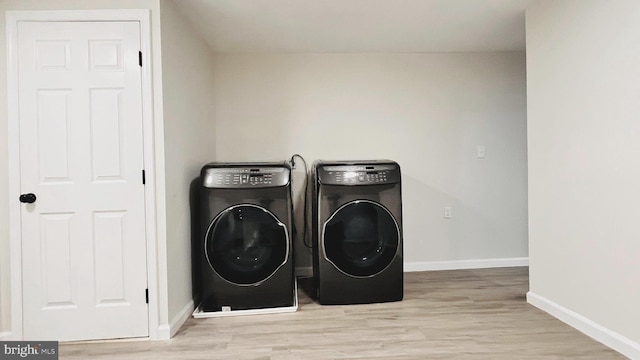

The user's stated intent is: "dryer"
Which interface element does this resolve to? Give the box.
[312,160,403,305]
[193,162,297,317]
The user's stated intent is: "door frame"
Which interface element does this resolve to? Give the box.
[6,9,159,340]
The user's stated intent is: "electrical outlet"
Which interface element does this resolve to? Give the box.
[444,206,452,219]
[477,145,486,158]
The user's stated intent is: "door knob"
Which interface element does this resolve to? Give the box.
[19,193,37,204]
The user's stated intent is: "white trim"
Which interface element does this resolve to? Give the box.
[527,292,640,359]
[403,257,529,272]
[156,324,170,341]
[6,9,158,341]
[6,10,24,342]
[0,331,11,340]
[136,9,161,342]
[63,337,149,345]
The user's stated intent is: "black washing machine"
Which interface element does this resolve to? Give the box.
[312,160,403,305]
[193,162,296,316]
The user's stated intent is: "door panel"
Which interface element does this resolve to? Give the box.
[90,88,126,181]
[93,211,127,305]
[37,89,72,183]
[40,212,75,308]
[18,21,148,341]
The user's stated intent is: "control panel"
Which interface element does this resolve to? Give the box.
[202,166,290,188]
[317,163,400,186]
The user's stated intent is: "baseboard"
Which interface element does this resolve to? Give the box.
[527,291,640,359]
[170,299,195,338]
[403,257,529,272]
[156,299,195,340]
[0,331,11,340]
[295,266,313,278]
[156,324,170,340]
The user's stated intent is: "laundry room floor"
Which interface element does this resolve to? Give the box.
[59,267,624,359]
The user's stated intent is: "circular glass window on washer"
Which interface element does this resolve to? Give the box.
[205,205,288,285]
[323,200,399,277]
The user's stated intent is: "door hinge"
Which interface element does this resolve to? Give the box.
[145,288,149,304]
[138,51,142,67]
[142,169,146,185]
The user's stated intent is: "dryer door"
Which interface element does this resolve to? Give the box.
[323,200,399,277]
[205,204,289,285]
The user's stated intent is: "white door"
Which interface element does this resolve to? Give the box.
[17,21,148,341]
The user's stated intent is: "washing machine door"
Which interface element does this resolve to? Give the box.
[323,200,399,278]
[205,204,289,286]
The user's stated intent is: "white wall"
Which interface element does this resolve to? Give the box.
[0,0,168,338]
[159,0,216,335]
[212,52,528,270]
[526,0,640,356]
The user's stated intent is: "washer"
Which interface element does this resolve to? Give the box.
[193,162,297,317]
[312,160,403,305]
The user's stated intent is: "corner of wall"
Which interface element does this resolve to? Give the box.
[527,292,640,359]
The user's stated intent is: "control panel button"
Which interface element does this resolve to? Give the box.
[318,163,400,185]
[202,166,289,188]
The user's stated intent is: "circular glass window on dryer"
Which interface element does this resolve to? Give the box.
[323,200,399,277]
[205,204,289,285]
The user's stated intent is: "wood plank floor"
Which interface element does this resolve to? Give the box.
[60,267,625,359]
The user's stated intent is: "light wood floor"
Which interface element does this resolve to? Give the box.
[60,267,625,359]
